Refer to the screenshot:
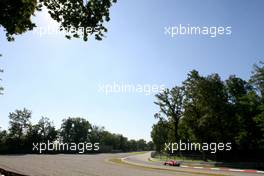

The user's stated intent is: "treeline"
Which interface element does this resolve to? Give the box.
[151,62,264,162]
[0,110,153,154]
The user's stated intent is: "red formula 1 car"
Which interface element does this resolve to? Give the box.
[164,160,181,167]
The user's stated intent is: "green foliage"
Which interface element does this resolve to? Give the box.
[226,75,250,103]
[254,104,264,148]
[89,125,150,152]
[151,119,169,152]
[250,61,264,97]
[42,0,117,41]
[1,112,152,154]
[127,139,138,151]
[4,108,32,153]
[147,141,154,150]
[233,91,260,150]
[0,0,117,41]
[0,0,37,41]
[8,108,32,139]
[0,128,7,143]
[60,117,92,143]
[137,139,147,151]
[87,125,103,143]
[0,128,7,152]
[151,62,264,161]
[27,117,57,143]
[154,86,184,141]
[183,71,231,143]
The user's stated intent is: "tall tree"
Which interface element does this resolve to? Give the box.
[225,75,260,150]
[234,91,260,150]
[60,117,91,143]
[183,70,231,143]
[226,75,250,104]
[128,139,138,151]
[88,125,104,143]
[0,127,7,143]
[0,127,7,152]
[250,61,264,98]
[27,117,57,143]
[137,139,147,151]
[151,119,169,152]
[249,62,264,148]
[147,141,154,151]
[154,86,184,142]
[8,108,31,139]
[119,135,128,151]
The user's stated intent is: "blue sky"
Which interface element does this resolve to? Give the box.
[0,0,263,141]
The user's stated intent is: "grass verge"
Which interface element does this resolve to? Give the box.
[126,151,147,155]
[108,158,226,176]
[153,155,214,163]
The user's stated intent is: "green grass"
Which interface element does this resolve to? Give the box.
[127,151,147,155]
[153,154,214,163]
[108,158,225,176]
[109,158,124,164]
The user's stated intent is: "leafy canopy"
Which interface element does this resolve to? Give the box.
[0,0,117,41]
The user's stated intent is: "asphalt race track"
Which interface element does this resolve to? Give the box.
[0,152,262,176]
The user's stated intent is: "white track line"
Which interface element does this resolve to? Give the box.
[193,167,203,169]
[180,165,189,168]
[229,169,245,172]
[256,170,264,174]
